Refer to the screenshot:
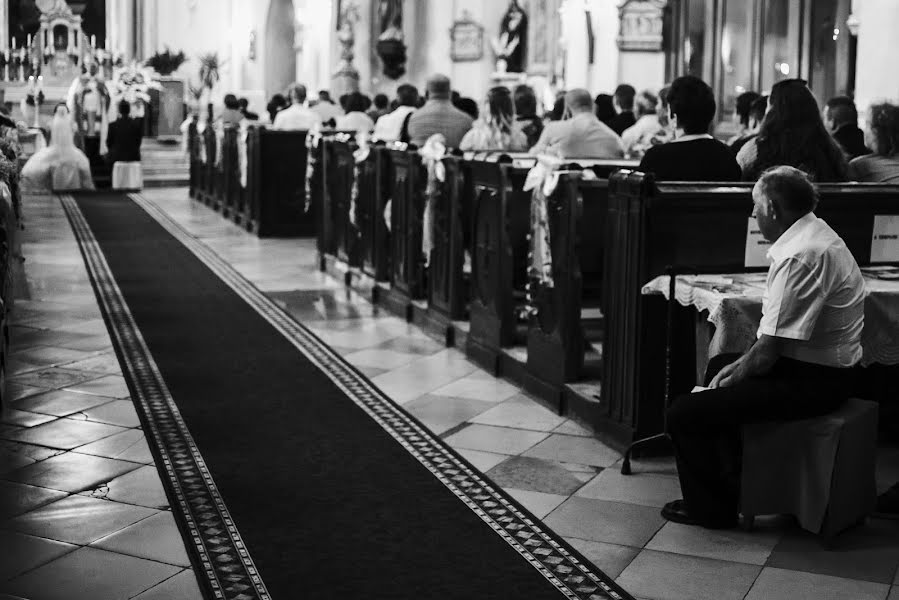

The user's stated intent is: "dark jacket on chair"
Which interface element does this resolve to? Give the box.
[106,117,144,164]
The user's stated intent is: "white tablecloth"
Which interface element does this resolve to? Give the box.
[642,268,899,367]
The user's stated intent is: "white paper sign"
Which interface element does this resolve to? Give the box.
[871,215,899,263]
[744,218,773,268]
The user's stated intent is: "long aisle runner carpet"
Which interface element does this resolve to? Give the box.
[61,191,634,600]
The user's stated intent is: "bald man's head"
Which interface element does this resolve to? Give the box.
[565,89,594,115]
[426,74,452,100]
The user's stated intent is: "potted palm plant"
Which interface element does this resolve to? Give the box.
[197,52,221,123]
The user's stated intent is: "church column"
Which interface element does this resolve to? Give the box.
[0,1,8,51]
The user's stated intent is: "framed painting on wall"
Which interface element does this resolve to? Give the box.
[450,15,484,62]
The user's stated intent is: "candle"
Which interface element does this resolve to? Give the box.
[26,34,31,47]
[11,38,16,50]
[91,35,96,49]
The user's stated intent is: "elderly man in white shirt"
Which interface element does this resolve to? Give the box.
[272,83,321,131]
[661,165,865,530]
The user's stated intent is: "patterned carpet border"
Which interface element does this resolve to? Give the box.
[60,194,271,600]
[130,192,634,600]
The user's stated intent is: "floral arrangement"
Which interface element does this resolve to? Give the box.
[110,63,162,105]
[145,47,187,76]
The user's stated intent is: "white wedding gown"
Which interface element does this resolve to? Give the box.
[21,114,95,193]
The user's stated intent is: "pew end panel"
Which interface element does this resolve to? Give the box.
[246,128,312,238]
[466,154,535,374]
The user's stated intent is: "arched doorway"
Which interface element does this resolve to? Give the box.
[265,0,297,98]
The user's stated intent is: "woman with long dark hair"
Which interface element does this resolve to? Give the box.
[737,79,848,182]
[459,86,527,151]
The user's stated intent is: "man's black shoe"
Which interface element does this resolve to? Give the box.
[661,499,738,530]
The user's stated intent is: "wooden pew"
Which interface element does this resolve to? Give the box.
[187,120,199,198]
[601,171,899,451]
[525,160,636,401]
[356,144,390,283]
[220,126,240,220]
[321,136,360,268]
[198,124,218,208]
[243,127,312,237]
[423,154,470,342]
[466,153,535,373]
[379,146,427,320]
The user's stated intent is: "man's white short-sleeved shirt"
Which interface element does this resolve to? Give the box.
[758,212,865,367]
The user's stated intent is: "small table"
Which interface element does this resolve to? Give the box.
[642,267,899,382]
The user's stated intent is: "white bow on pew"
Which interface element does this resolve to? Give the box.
[237,121,249,189]
[419,134,447,267]
[349,132,371,228]
[196,120,207,165]
[304,122,323,214]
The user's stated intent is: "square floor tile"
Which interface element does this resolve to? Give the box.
[745,567,890,600]
[0,408,57,427]
[552,419,595,437]
[431,371,522,403]
[617,549,761,600]
[471,394,568,432]
[444,424,548,456]
[564,538,640,580]
[344,348,422,370]
[9,346,93,368]
[523,434,621,468]
[544,497,665,547]
[78,400,141,428]
[92,511,190,567]
[767,519,899,584]
[2,417,127,450]
[576,468,681,508]
[503,488,567,519]
[375,335,444,356]
[610,456,679,478]
[5,452,141,493]
[0,530,77,581]
[132,568,204,600]
[10,367,101,390]
[487,456,598,495]
[371,351,479,404]
[404,394,495,436]
[64,375,130,399]
[455,449,509,473]
[12,389,116,417]
[0,480,68,518]
[646,522,781,565]
[6,383,47,403]
[85,465,169,509]
[75,429,154,463]
[0,440,64,475]
[58,352,122,375]
[5,494,157,545]
[4,546,181,600]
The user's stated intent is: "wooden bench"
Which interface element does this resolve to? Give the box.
[601,171,899,451]
[243,127,311,237]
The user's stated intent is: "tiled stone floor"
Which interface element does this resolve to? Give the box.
[2,187,898,600]
[0,194,203,599]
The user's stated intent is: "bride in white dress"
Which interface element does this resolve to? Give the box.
[21,104,95,193]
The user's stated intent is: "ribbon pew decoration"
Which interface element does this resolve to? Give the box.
[382,141,409,233]
[214,123,225,169]
[237,122,249,189]
[196,120,208,165]
[523,154,565,292]
[521,155,598,315]
[349,131,371,228]
[304,123,324,213]
[419,134,447,267]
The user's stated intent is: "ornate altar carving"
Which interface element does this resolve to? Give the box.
[617,0,667,52]
[376,0,406,79]
[332,1,360,95]
[491,0,528,74]
[36,0,85,82]
[450,12,484,62]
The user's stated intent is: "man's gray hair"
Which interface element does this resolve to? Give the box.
[289,83,307,104]
[756,166,820,215]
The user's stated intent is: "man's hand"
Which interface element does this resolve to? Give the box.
[709,360,742,389]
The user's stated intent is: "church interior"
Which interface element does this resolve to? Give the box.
[1,1,899,599]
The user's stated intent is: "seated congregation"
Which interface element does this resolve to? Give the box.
[190,72,899,536]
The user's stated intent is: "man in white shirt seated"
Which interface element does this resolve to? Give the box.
[529,89,624,158]
[662,165,865,529]
[272,83,321,131]
[372,84,420,143]
[311,90,343,125]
